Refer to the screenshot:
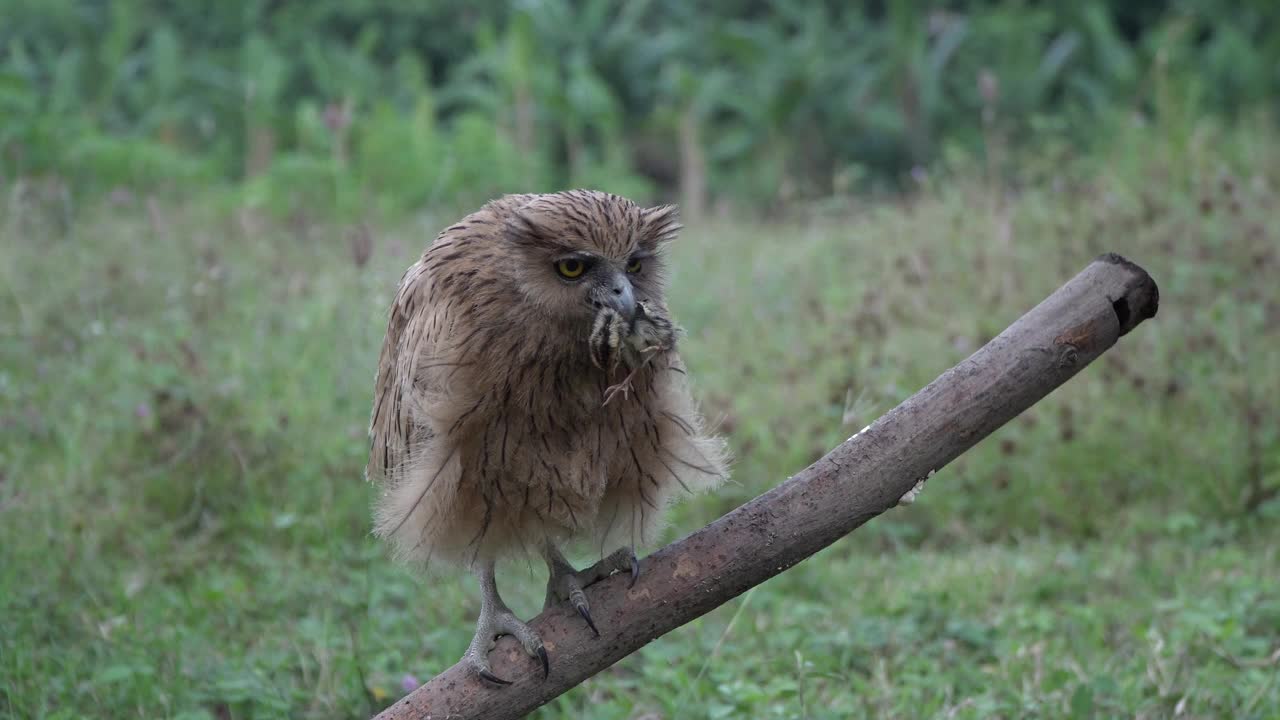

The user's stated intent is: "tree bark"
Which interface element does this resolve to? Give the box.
[374,253,1159,720]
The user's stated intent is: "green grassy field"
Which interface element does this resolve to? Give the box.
[2,119,1278,719]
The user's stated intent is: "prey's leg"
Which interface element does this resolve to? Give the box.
[543,543,640,636]
[601,348,661,406]
[601,365,643,406]
[463,559,549,684]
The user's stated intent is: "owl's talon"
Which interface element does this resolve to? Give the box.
[537,646,549,679]
[478,669,512,686]
[579,546,639,588]
[464,608,545,684]
[575,603,600,637]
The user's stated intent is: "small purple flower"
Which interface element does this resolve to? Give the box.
[135,403,152,419]
[400,674,420,693]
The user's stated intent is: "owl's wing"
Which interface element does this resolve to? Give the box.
[366,260,439,484]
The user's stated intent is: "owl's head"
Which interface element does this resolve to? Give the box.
[502,190,681,325]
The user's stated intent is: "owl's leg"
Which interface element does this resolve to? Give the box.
[542,543,639,636]
[463,559,549,685]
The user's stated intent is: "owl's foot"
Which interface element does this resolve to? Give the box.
[578,546,640,589]
[466,561,548,685]
[543,544,639,637]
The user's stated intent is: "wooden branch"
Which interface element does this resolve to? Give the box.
[374,253,1159,720]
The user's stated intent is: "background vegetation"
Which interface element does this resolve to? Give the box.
[2,1,1278,719]
[4,0,1280,215]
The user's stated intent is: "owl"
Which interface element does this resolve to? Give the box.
[366,190,728,683]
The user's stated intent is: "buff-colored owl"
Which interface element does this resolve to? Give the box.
[367,190,728,683]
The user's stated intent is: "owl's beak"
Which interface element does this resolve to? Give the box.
[594,274,636,322]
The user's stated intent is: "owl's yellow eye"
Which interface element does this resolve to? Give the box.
[556,258,586,279]
[626,258,643,274]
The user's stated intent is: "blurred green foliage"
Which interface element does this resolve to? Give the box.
[3,0,1279,214]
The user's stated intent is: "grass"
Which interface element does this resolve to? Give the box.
[2,115,1279,719]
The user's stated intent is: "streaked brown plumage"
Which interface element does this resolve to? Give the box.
[366,189,728,682]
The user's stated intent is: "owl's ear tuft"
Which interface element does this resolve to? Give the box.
[505,210,567,253]
[639,204,682,248]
